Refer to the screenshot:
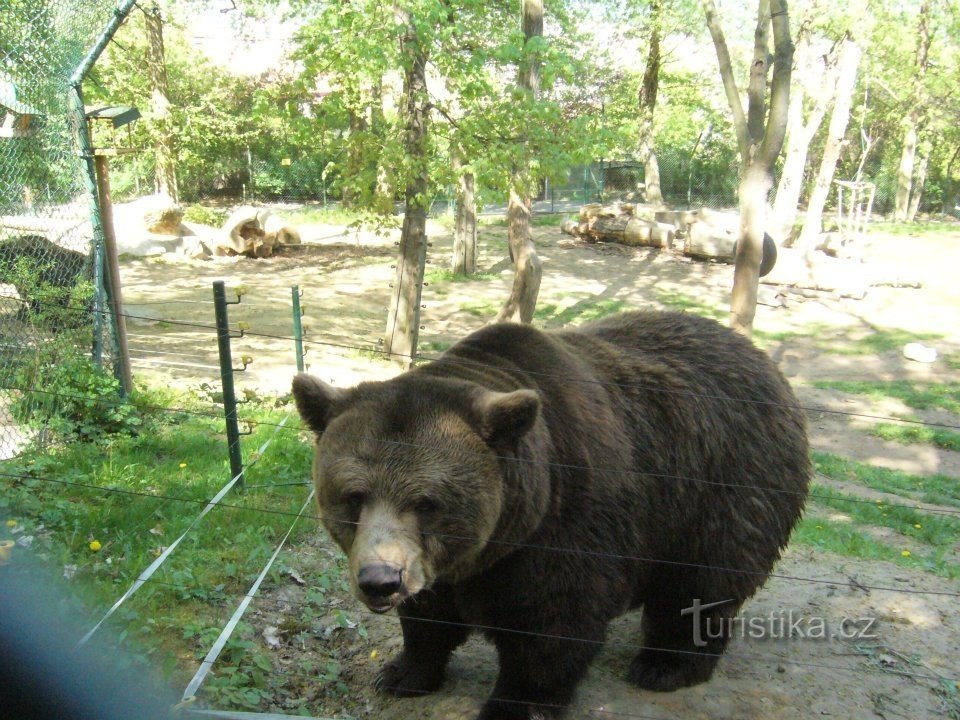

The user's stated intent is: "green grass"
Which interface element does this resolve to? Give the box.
[418,340,453,355]
[424,267,500,284]
[792,515,959,579]
[654,291,725,321]
[872,422,960,452]
[274,204,370,227]
[811,380,960,415]
[872,221,960,237]
[810,483,960,547]
[0,388,349,702]
[535,298,627,327]
[813,451,960,509]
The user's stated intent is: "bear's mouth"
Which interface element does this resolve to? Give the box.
[362,593,403,614]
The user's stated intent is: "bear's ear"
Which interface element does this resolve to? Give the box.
[292,373,346,434]
[473,389,541,446]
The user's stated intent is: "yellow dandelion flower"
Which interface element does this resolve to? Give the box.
[179,462,187,469]
[89,540,102,552]
[914,524,921,529]
[6,519,16,528]
[370,650,378,660]
[901,550,911,558]
[815,525,823,530]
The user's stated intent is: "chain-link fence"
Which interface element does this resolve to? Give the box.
[0,1,130,457]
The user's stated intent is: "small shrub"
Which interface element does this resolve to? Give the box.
[182,205,228,228]
[12,350,142,441]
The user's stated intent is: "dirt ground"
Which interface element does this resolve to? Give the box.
[118,216,960,719]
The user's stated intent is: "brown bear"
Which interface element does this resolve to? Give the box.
[292,311,810,720]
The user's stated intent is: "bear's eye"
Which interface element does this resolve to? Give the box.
[341,491,365,515]
[413,497,438,515]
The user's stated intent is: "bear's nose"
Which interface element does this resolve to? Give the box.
[357,563,403,599]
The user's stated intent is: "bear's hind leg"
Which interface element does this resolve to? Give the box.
[627,595,736,692]
[376,584,470,697]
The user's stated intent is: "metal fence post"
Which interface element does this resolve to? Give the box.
[291,285,305,373]
[213,281,244,486]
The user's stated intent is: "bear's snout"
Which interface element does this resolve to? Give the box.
[357,563,404,608]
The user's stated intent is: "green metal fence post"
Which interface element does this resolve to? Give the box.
[213,281,245,486]
[291,285,305,373]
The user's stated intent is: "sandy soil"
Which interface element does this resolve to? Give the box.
[118,216,960,719]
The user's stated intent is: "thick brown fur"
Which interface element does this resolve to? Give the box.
[292,311,810,720]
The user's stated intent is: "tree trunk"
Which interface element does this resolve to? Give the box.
[343,105,368,208]
[497,0,543,324]
[797,38,861,255]
[774,35,841,244]
[384,7,430,367]
[144,3,178,203]
[906,150,928,222]
[638,0,663,206]
[498,190,542,323]
[704,0,793,336]
[893,3,931,223]
[732,164,770,333]
[452,151,476,275]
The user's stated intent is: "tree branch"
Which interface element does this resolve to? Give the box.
[702,0,749,159]
[758,0,794,169]
[747,0,770,145]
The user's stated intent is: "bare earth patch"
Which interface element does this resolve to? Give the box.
[119,217,960,718]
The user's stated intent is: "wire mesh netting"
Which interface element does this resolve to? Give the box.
[0,0,124,457]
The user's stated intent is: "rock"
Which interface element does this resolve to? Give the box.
[902,343,938,363]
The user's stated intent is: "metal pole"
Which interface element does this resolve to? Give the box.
[213,281,244,486]
[71,86,106,364]
[94,155,133,394]
[291,285,305,373]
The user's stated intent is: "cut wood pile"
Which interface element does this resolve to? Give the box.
[559,204,918,298]
[561,204,776,276]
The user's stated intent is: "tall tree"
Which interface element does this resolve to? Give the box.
[144,2,178,202]
[383,4,430,366]
[638,0,664,207]
[796,36,861,253]
[893,2,932,222]
[496,0,544,324]
[703,0,792,336]
[451,146,477,275]
[773,22,842,244]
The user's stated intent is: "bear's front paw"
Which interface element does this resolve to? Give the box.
[374,653,445,697]
[627,652,717,692]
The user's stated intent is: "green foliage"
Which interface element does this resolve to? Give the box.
[11,349,142,441]
[182,204,228,228]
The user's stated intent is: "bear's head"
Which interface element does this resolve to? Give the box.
[292,372,544,613]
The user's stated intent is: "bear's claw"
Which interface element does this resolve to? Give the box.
[375,653,444,697]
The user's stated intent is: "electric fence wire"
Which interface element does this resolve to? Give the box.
[72,414,292,647]
[4,470,957,599]
[3,291,958,432]
[4,383,960,518]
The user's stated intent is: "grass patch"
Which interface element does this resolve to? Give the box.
[872,422,960,452]
[535,298,627,327]
[0,387,355,704]
[792,515,959,579]
[654,291,725,322]
[811,380,960,415]
[460,300,499,318]
[810,483,960,547]
[424,268,500,284]
[418,340,453,356]
[813,452,960,509]
[274,204,369,227]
